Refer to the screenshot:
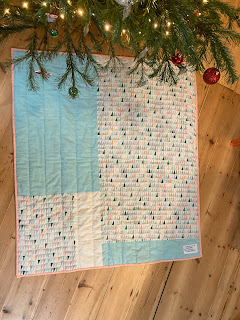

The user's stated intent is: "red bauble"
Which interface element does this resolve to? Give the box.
[172,53,183,66]
[203,68,220,84]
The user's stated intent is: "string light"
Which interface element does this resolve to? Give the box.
[154,23,158,29]
[22,2,28,8]
[166,31,169,35]
[67,0,71,4]
[4,8,10,14]
[149,19,151,22]
[122,29,126,34]
[203,0,208,3]
[198,12,202,15]
[42,2,47,6]
[60,13,65,19]
[167,21,171,27]
[104,23,111,31]
[77,9,84,16]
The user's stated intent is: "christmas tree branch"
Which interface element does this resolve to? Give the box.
[0,0,239,96]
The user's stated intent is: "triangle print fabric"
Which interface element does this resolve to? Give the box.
[12,50,202,277]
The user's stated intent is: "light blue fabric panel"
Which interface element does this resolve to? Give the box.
[102,238,201,265]
[13,50,100,196]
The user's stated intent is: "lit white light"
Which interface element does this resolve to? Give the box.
[166,31,169,35]
[203,0,208,3]
[22,2,28,8]
[60,13,65,19]
[122,29,126,34]
[67,0,71,5]
[198,12,202,15]
[154,23,158,29]
[42,2,47,6]
[4,8,10,14]
[167,21,171,27]
[77,9,84,16]
[104,23,111,31]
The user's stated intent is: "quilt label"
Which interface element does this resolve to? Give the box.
[183,244,198,254]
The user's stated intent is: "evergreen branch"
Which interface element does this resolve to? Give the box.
[209,34,238,83]
[0,0,239,94]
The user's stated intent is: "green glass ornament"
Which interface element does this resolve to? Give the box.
[50,29,58,38]
[69,86,78,98]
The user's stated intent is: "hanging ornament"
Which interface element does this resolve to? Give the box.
[84,23,90,36]
[113,0,134,20]
[69,86,78,98]
[139,47,148,59]
[203,68,220,84]
[50,29,58,38]
[123,3,132,20]
[172,53,183,66]
[177,64,187,76]
[35,70,52,77]
[46,13,58,23]
[114,0,132,6]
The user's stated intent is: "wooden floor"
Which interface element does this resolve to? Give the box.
[0,37,240,320]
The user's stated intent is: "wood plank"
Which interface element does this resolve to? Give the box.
[0,197,15,269]
[1,276,48,320]
[0,240,16,310]
[63,268,115,320]
[128,263,172,320]
[0,70,12,144]
[32,273,81,320]
[207,237,240,320]
[0,120,14,227]
[234,313,240,320]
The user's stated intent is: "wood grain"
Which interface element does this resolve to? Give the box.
[0,24,240,320]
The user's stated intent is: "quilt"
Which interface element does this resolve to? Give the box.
[12,49,202,277]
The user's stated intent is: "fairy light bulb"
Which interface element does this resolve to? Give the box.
[60,13,64,19]
[154,23,158,29]
[122,29,126,34]
[22,2,28,8]
[167,21,171,27]
[166,31,169,36]
[67,0,71,4]
[42,1,47,6]
[198,12,202,15]
[203,0,208,3]
[104,23,111,31]
[77,9,84,16]
[4,8,10,14]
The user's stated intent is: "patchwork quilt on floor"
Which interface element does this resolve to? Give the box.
[12,50,202,277]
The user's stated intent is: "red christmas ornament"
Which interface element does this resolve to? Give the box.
[203,68,220,84]
[172,53,183,66]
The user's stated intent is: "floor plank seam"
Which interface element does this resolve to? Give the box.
[152,262,174,320]
[62,272,85,320]
[93,269,115,320]
[222,149,240,198]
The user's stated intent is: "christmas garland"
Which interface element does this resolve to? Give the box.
[0,0,240,97]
